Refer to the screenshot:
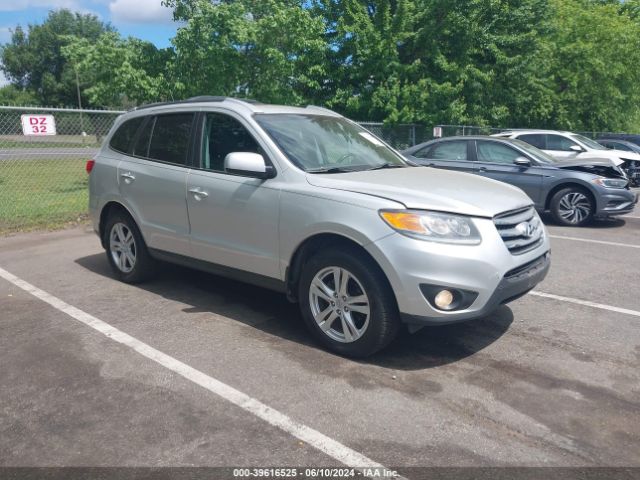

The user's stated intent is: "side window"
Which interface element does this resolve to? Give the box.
[202,113,263,172]
[518,134,546,149]
[132,116,154,158]
[477,141,522,164]
[609,142,632,152]
[546,134,577,152]
[420,141,468,161]
[109,117,144,153]
[147,113,195,165]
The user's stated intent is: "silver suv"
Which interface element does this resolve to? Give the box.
[89,96,551,357]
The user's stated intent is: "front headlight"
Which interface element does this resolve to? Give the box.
[379,210,481,244]
[591,177,628,189]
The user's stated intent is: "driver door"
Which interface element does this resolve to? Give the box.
[186,112,281,279]
[474,140,544,206]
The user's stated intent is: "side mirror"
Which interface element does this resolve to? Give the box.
[514,157,531,167]
[569,145,583,153]
[224,152,276,179]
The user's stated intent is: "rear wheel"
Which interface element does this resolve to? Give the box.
[104,211,155,283]
[298,248,399,357]
[550,187,594,227]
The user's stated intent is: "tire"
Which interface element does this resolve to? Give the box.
[104,211,155,283]
[298,248,399,357]
[549,187,594,227]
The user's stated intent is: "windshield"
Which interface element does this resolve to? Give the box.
[510,139,556,164]
[254,114,408,172]
[571,134,608,150]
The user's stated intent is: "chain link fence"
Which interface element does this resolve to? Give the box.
[433,124,629,140]
[2,105,635,233]
[0,106,124,233]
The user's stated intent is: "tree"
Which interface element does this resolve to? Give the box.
[164,0,329,104]
[62,32,172,108]
[0,85,38,106]
[0,9,113,107]
[544,0,640,131]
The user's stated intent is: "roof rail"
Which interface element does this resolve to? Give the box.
[305,105,338,115]
[131,96,261,112]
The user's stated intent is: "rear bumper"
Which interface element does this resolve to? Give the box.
[400,251,550,326]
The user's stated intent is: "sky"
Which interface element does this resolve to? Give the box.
[0,0,180,85]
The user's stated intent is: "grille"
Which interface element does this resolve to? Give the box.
[494,206,543,255]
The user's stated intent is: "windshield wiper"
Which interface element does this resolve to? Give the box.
[306,166,362,174]
[365,163,407,171]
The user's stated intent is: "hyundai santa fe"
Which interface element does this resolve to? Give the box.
[88,96,551,357]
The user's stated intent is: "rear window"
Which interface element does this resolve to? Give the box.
[109,117,144,153]
[147,113,195,165]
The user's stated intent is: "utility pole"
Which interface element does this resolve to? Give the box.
[75,67,85,144]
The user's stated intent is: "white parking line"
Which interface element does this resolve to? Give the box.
[621,215,640,219]
[530,291,640,318]
[0,266,394,477]
[548,235,640,249]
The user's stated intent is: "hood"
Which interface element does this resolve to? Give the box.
[555,158,627,179]
[306,167,532,218]
[577,150,640,165]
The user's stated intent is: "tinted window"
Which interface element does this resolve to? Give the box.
[132,117,154,157]
[109,117,144,153]
[605,142,632,152]
[477,141,521,164]
[422,141,468,160]
[147,113,194,165]
[518,134,546,149]
[546,134,577,151]
[203,113,262,171]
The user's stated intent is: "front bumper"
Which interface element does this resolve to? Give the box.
[365,217,551,326]
[596,189,638,217]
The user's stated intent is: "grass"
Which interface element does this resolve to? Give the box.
[0,158,90,234]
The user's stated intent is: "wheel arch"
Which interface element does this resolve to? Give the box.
[285,233,396,306]
[544,181,596,211]
[98,201,139,249]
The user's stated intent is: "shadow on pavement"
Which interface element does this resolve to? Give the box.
[75,253,513,371]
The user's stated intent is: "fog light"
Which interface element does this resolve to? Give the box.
[434,289,454,309]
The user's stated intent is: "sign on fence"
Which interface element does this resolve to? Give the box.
[21,114,56,136]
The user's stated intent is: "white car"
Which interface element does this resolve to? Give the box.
[492,130,640,168]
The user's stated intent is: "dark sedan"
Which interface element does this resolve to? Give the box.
[403,136,637,226]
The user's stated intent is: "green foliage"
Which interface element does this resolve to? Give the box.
[165,0,328,104]
[545,0,640,131]
[0,9,112,107]
[0,85,38,106]
[61,32,172,108]
[3,1,640,132]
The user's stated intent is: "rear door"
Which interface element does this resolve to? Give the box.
[117,112,194,255]
[542,134,581,159]
[474,140,544,205]
[409,140,477,173]
[186,111,281,279]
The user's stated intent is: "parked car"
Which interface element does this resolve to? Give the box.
[88,96,551,357]
[492,130,640,183]
[596,139,640,186]
[403,136,637,227]
[597,133,640,147]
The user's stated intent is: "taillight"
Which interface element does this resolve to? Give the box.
[86,159,95,174]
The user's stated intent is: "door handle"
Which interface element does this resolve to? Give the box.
[120,172,135,183]
[189,187,209,200]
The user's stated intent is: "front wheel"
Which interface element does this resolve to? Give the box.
[550,187,594,227]
[298,248,399,357]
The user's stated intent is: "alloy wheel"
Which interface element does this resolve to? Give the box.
[109,222,137,273]
[309,266,370,343]
[558,192,591,224]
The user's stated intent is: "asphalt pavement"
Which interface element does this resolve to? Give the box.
[0,213,639,473]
